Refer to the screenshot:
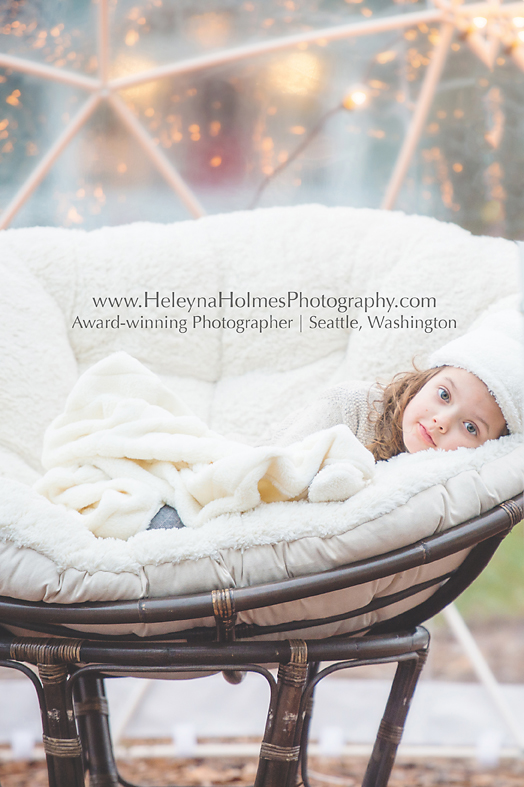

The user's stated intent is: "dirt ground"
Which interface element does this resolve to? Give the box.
[1,755,524,787]
[0,619,523,786]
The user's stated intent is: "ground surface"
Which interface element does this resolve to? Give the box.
[1,755,524,786]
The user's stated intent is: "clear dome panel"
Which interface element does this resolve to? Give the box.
[0,0,97,74]
[7,100,192,229]
[111,24,431,214]
[395,42,524,239]
[1,1,523,237]
[0,72,87,211]
[110,0,428,67]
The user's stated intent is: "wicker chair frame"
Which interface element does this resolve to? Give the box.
[0,492,521,787]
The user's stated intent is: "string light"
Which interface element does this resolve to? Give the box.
[342,89,368,109]
[456,8,524,73]
[472,17,488,29]
[249,86,371,209]
[464,16,499,69]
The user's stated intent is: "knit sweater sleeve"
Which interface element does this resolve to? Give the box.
[270,381,381,447]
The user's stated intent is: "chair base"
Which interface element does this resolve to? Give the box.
[0,626,429,787]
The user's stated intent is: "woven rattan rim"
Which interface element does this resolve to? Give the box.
[0,493,520,627]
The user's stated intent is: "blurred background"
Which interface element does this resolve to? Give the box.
[0,0,524,237]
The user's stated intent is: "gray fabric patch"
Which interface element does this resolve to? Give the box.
[148,505,185,530]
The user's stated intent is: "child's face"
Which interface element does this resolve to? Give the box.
[402,367,507,454]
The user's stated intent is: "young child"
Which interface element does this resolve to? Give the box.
[272,310,521,463]
[150,310,522,530]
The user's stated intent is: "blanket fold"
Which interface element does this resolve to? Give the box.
[35,352,375,539]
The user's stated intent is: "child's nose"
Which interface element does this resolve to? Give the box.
[433,414,449,432]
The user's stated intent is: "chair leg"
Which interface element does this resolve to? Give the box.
[255,640,308,787]
[74,674,119,787]
[38,664,85,787]
[362,649,428,787]
[296,661,320,787]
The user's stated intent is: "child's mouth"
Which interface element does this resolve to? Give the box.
[418,423,436,447]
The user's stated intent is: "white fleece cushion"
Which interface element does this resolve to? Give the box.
[0,254,77,473]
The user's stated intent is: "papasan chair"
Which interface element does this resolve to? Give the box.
[0,204,522,787]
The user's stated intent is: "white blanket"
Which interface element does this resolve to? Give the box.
[35,352,375,539]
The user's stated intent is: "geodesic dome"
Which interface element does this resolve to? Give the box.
[1,0,523,237]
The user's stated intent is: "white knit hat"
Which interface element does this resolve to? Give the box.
[429,310,524,435]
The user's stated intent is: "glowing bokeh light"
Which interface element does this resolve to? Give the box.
[342,89,368,109]
[185,12,231,48]
[111,53,159,102]
[267,52,322,95]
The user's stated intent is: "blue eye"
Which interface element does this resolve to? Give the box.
[438,387,450,402]
[465,422,477,436]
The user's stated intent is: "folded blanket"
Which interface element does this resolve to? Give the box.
[35,352,375,539]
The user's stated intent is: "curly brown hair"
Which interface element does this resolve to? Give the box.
[366,366,443,461]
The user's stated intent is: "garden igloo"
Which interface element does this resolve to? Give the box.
[0,0,523,236]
